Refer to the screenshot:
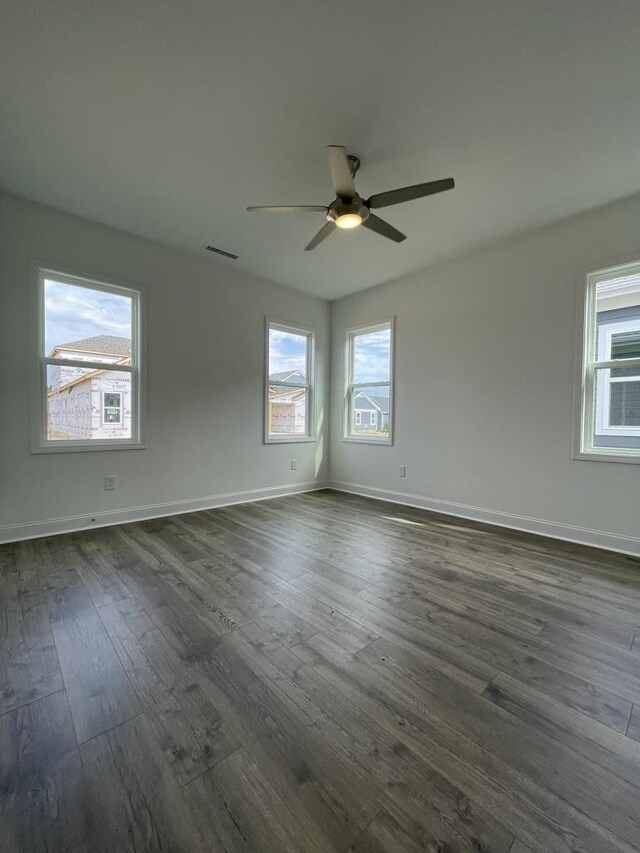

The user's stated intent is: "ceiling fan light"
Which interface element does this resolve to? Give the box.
[335,212,363,229]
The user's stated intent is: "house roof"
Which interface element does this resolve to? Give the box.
[269,369,307,393]
[353,391,390,413]
[52,335,131,357]
[269,369,306,384]
[368,395,390,412]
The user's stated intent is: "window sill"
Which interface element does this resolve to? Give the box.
[574,449,640,464]
[32,441,145,454]
[342,437,393,446]
[264,436,316,445]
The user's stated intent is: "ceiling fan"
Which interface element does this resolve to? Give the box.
[247,145,454,251]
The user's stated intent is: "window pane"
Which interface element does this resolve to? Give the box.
[595,275,640,366]
[352,327,391,384]
[44,278,132,359]
[611,329,640,360]
[610,329,640,378]
[103,391,122,424]
[46,366,132,440]
[268,327,308,384]
[268,387,307,436]
[609,382,640,427]
[592,368,640,449]
[349,385,390,437]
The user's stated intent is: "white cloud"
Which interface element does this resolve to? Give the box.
[353,329,390,384]
[44,280,131,354]
[269,328,307,375]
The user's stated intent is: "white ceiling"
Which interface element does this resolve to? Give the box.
[2,1,640,300]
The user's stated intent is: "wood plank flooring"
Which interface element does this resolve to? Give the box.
[2,489,640,852]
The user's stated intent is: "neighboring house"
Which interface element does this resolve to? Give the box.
[47,335,132,439]
[268,369,306,391]
[268,369,307,434]
[352,390,390,433]
[594,282,640,448]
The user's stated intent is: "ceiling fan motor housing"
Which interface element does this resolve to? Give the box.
[327,196,370,224]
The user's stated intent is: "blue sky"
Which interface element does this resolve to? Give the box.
[45,280,390,394]
[269,328,308,376]
[269,326,390,392]
[44,279,132,354]
[353,329,391,387]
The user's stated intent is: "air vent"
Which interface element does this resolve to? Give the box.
[205,245,238,260]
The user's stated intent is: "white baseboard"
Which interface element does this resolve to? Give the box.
[4,478,638,559]
[329,480,640,558]
[0,480,329,544]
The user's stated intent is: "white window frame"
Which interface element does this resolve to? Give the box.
[102,391,123,426]
[577,261,640,462]
[343,318,394,445]
[34,267,142,452]
[370,411,377,426]
[264,319,316,444]
[354,411,362,426]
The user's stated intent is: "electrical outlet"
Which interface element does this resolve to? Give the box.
[290,459,297,471]
[398,465,406,478]
[104,475,117,491]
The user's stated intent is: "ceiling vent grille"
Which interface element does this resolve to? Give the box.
[205,245,238,260]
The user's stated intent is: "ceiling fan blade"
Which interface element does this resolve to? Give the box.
[367,177,455,210]
[327,146,355,198]
[247,205,327,213]
[305,221,336,251]
[362,214,406,243]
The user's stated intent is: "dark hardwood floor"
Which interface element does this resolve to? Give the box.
[2,489,640,852]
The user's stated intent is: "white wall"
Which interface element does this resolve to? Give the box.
[0,193,329,541]
[330,194,640,555]
[3,190,640,555]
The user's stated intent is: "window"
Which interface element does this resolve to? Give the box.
[579,262,640,460]
[345,319,393,443]
[102,392,122,424]
[265,321,315,442]
[37,268,141,451]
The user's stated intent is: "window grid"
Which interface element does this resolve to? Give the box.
[265,321,315,443]
[344,319,393,445]
[102,392,123,425]
[36,268,141,452]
